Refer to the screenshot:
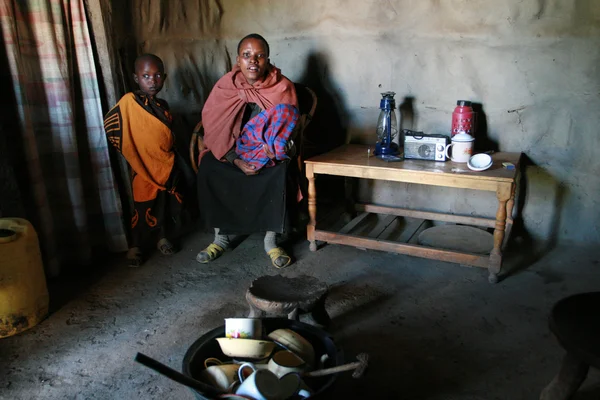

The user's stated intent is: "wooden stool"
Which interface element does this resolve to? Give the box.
[540,292,600,400]
[246,275,330,327]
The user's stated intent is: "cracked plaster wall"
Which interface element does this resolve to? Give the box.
[110,0,600,244]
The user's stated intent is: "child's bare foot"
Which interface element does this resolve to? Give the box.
[127,247,143,267]
[157,238,176,255]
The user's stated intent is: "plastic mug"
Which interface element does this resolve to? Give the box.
[199,363,240,392]
[267,350,307,378]
[445,132,474,163]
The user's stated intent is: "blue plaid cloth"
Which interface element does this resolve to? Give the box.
[235,104,299,170]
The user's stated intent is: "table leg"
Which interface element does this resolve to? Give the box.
[344,177,357,223]
[306,164,317,252]
[540,352,589,400]
[502,182,517,250]
[247,303,267,318]
[489,185,511,283]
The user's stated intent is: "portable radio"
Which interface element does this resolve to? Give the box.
[403,130,449,162]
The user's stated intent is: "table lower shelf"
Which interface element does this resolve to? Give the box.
[313,229,489,268]
[309,202,510,271]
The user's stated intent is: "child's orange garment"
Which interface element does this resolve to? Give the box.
[104,92,176,202]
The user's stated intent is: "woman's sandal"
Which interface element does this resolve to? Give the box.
[267,247,292,269]
[196,243,225,263]
[127,247,143,268]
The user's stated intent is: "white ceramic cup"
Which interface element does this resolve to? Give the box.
[267,350,307,378]
[225,318,262,339]
[236,362,291,400]
[445,132,475,163]
[199,363,240,392]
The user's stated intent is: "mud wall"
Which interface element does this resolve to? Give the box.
[109,0,600,244]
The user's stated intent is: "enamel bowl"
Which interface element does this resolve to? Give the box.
[267,328,315,367]
[215,338,276,359]
[468,153,493,172]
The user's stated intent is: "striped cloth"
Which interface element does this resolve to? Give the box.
[0,0,128,276]
[235,104,299,170]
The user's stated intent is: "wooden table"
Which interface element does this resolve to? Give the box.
[305,144,522,283]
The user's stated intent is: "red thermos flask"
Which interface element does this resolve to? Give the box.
[451,100,475,137]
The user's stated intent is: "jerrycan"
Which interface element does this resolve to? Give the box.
[0,218,49,338]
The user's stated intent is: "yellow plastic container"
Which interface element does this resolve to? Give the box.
[0,218,49,338]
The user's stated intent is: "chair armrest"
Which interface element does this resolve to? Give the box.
[190,121,205,174]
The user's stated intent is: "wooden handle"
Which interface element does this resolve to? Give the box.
[135,352,222,397]
[303,361,360,377]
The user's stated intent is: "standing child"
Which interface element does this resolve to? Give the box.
[104,54,184,267]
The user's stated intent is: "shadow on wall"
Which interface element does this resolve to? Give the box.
[297,51,349,159]
[399,96,417,132]
[109,0,135,96]
[297,51,350,203]
[472,102,498,153]
[503,154,568,279]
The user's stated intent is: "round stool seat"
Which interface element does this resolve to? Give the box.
[246,275,330,327]
[549,292,600,369]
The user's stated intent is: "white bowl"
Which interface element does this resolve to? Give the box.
[468,153,493,171]
[215,338,276,359]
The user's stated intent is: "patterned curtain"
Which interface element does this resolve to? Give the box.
[0,0,128,276]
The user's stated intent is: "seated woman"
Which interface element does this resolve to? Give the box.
[196,33,300,268]
[104,54,185,267]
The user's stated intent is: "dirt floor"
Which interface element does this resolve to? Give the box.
[1,229,600,399]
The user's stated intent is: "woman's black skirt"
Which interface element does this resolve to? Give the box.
[196,152,289,235]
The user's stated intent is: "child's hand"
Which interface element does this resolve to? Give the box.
[234,159,258,175]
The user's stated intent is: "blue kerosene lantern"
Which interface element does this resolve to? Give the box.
[374,91,399,157]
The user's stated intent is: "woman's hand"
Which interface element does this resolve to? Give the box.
[263,144,275,159]
[234,158,258,175]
